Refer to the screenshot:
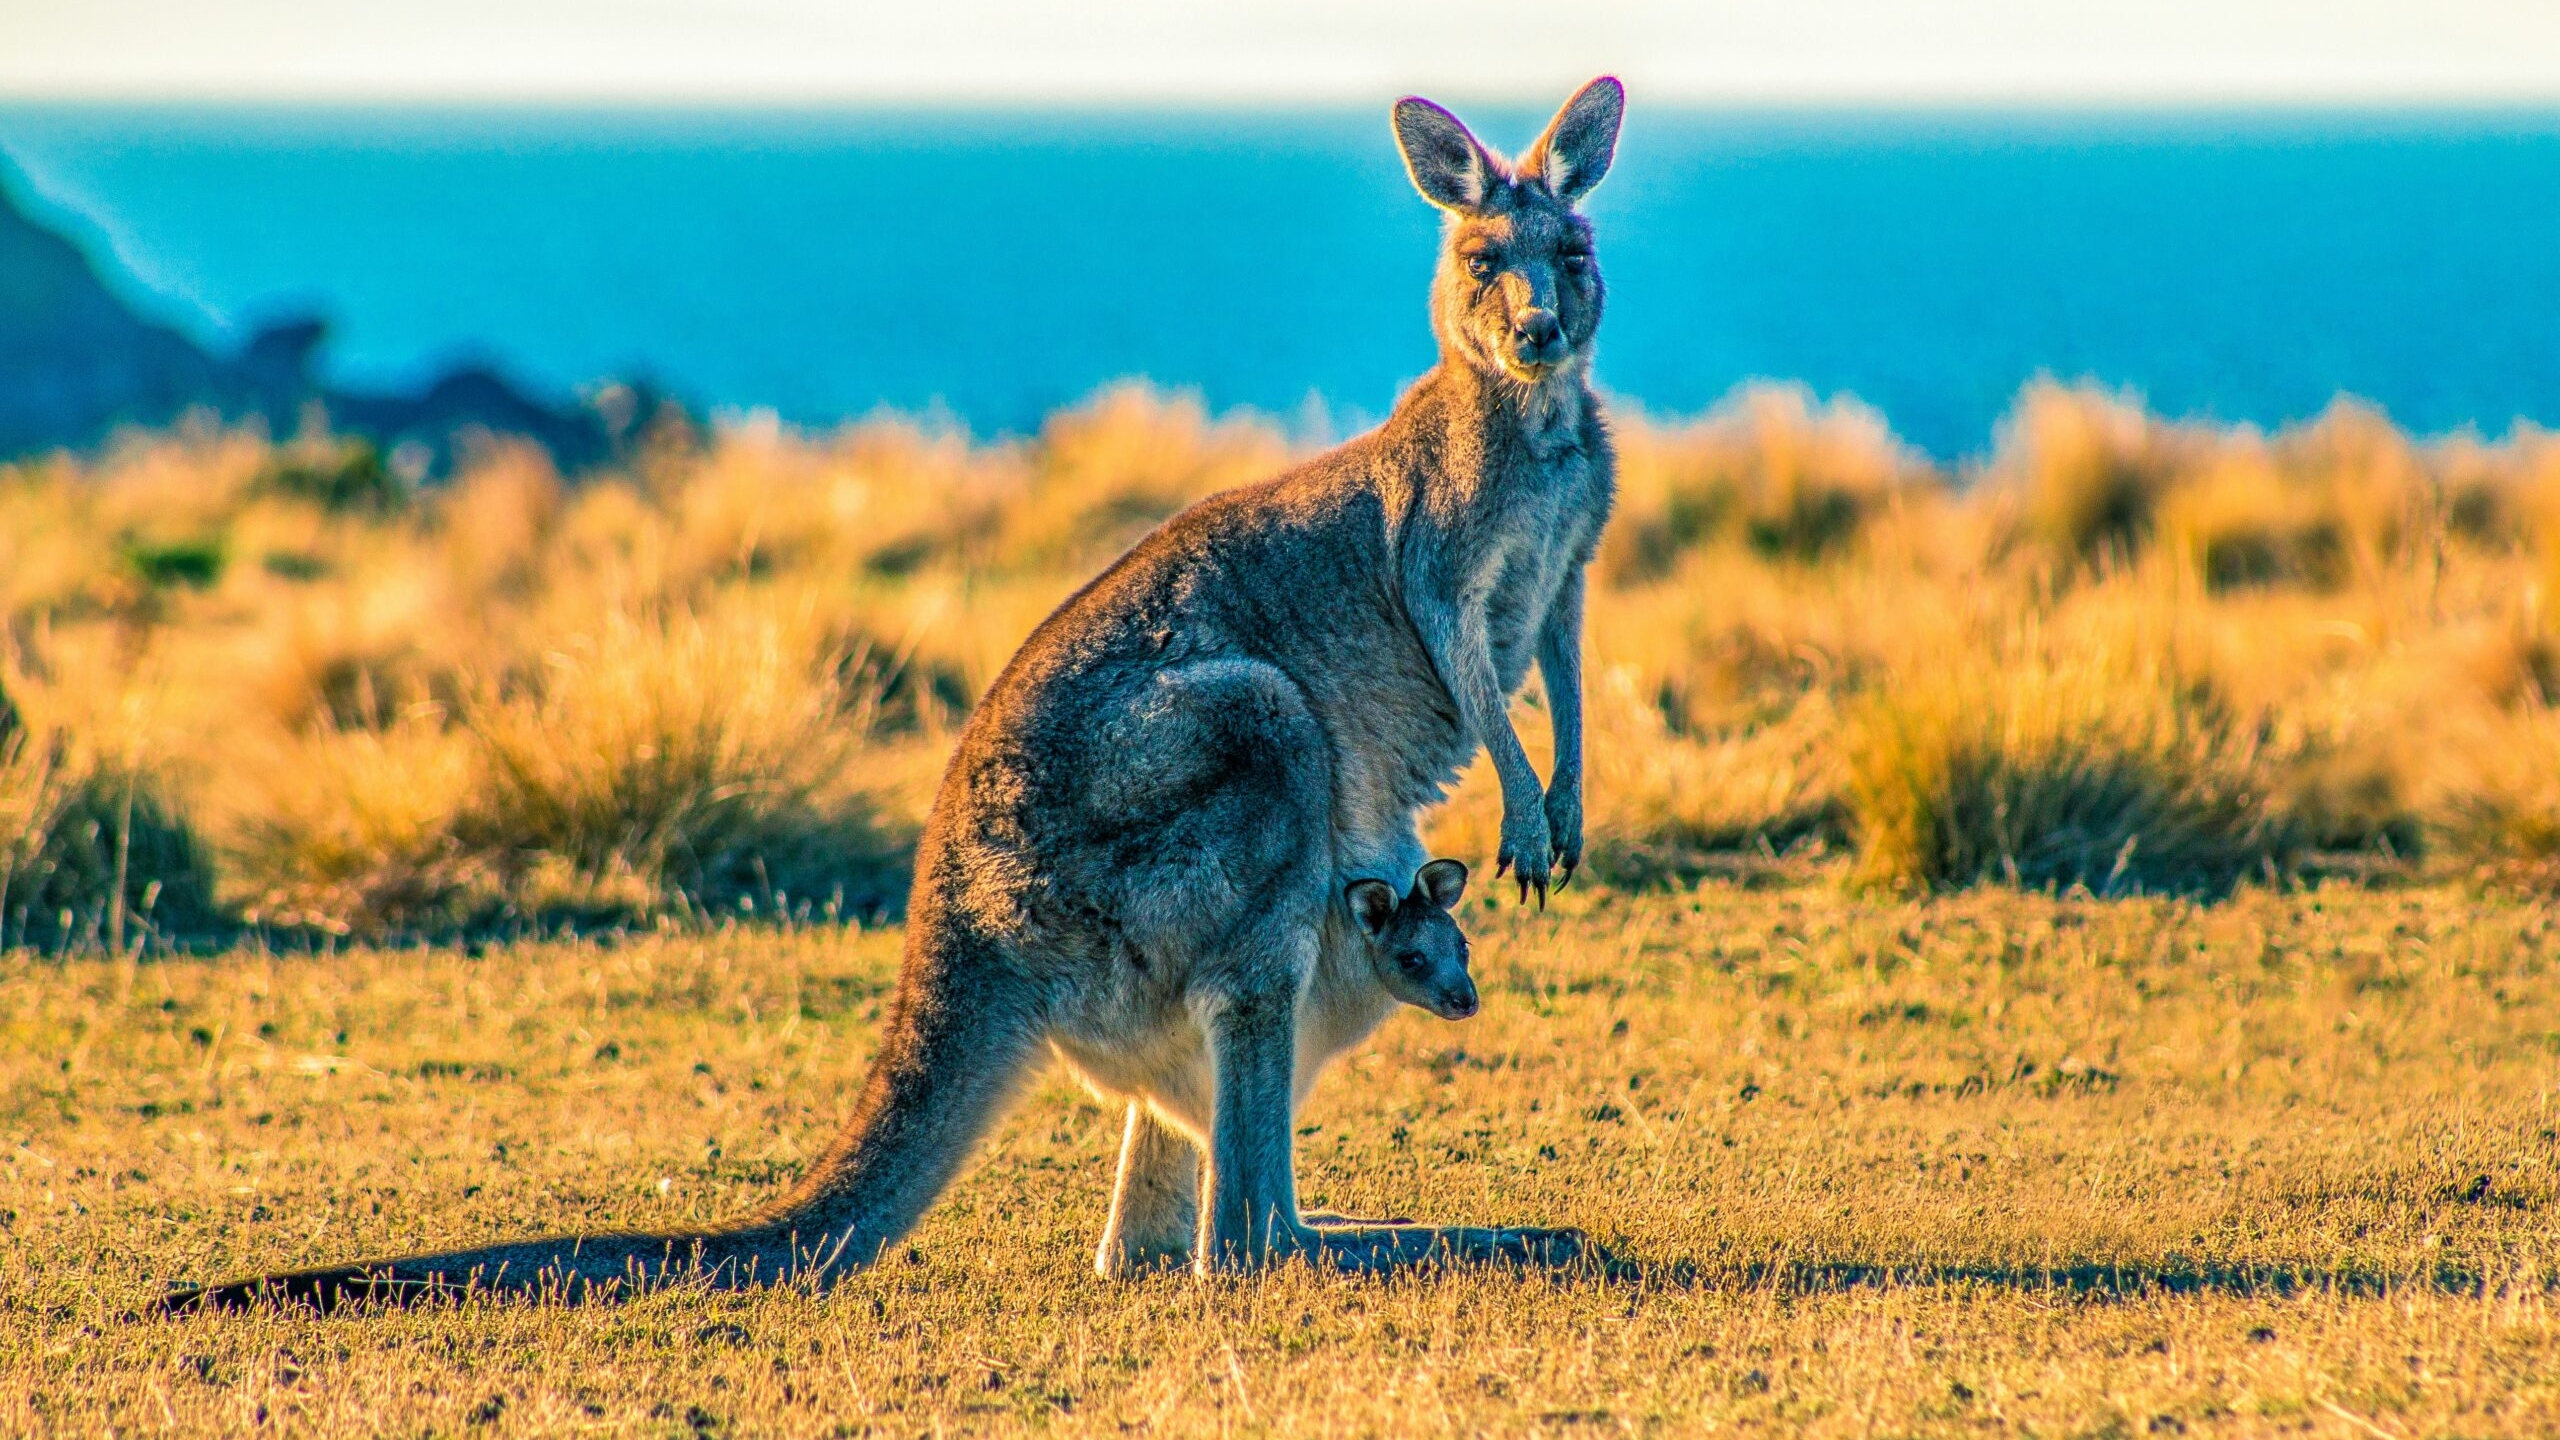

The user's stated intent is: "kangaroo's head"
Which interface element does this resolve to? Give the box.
[1394,77,1624,390]
[1347,859,1477,1021]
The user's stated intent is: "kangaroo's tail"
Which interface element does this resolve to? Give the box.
[163,924,1046,1313]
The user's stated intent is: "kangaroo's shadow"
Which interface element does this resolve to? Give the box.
[1597,1254,2518,1300]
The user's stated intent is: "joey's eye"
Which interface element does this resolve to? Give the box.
[1561,250,1591,275]
[1464,255,1495,281]
[1397,951,1430,974]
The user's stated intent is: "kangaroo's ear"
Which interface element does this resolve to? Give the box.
[1521,76,1624,205]
[1414,858,1469,911]
[1346,879,1400,938]
[1393,97,1503,214]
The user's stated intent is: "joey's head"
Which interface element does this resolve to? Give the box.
[1393,77,1624,390]
[1346,859,1477,1021]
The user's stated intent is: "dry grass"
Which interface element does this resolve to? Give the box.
[1600,384,1933,582]
[8,886,2560,1435]
[13,379,2560,938]
[1844,614,2297,896]
[454,604,906,925]
[0,661,219,951]
[13,384,2560,1432]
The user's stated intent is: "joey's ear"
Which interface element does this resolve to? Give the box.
[1346,880,1400,938]
[1520,76,1624,204]
[1393,96,1503,214]
[1414,858,1468,910]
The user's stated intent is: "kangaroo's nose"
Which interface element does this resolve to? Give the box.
[1512,310,1561,351]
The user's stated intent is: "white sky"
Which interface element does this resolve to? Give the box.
[4,0,2559,105]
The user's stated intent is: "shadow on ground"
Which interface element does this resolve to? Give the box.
[1606,1255,2543,1299]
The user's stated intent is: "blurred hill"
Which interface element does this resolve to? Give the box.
[0,169,682,475]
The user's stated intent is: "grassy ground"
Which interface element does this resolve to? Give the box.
[8,882,2560,1436]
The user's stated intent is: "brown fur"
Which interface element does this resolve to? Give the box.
[165,78,1626,1311]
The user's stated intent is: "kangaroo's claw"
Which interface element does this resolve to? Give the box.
[1534,877,1547,910]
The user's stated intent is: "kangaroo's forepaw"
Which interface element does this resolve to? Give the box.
[1496,807,1555,901]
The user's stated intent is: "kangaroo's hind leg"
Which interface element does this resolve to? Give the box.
[1189,929,1590,1276]
[1096,1104,1199,1277]
[1196,927,1327,1273]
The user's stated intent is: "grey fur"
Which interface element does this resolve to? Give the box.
[1347,858,1478,1022]
[165,77,1625,1311]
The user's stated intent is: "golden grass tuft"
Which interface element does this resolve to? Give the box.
[1989,379,2191,565]
[1583,696,1845,886]
[994,384,1292,573]
[213,717,490,936]
[456,604,905,925]
[0,661,220,949]
[1601,383,1933,583]
[1844,620,2296,896]
[2429,706,2560,887]
[1427,670,1845,889]
[202,605,911,938]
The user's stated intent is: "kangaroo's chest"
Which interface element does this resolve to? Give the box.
[1476,449,1604,691]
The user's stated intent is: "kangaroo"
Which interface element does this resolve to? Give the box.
[168,76,1624,1310]
[1347,858,1477,1022]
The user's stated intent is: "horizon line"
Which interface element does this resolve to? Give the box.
[11,88,2560,114]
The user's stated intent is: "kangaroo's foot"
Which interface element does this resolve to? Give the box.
[1301,1211,1416,1227]
[1306,1223,1599,1273]
[1190,1221,1602,1277]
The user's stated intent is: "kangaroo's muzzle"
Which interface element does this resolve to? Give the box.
[1506,309,1567,374]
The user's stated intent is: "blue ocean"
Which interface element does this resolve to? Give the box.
[3,105,2558,458]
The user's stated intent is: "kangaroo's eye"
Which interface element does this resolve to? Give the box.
[1397,951,1430,974]
[1464,255,1495,281]
[1561,251,1591,275]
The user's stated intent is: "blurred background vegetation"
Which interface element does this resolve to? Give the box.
[7,379,2560,949]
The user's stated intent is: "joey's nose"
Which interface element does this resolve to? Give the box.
[1512,310,1562,351]
[1443,983,1479,1020]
